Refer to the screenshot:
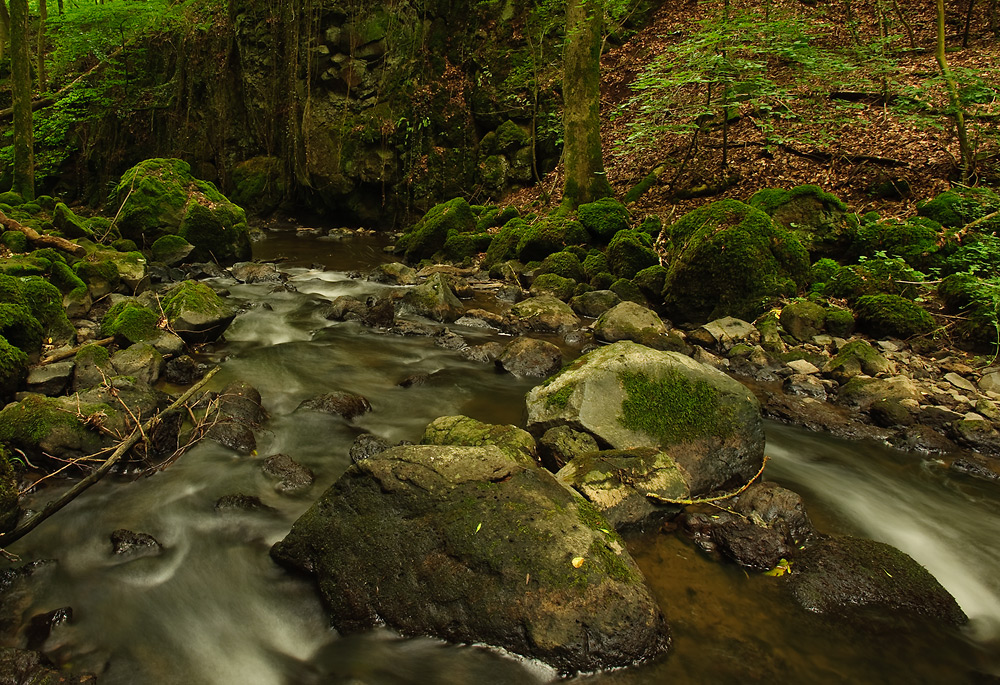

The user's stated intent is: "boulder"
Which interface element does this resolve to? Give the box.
[26,361,73,397]
[823,339,892,384]
[526,341,764,495]
[111,158,250,263]
[368,262,418,285]
[297,391,372,420]
[270,444,669,673]
[230,261,284,284]
[162,281,236,344]
[690,316,761,352]
[786,535,967,628]
[593,301,668,348]
[570,290,621,319]
[0,337,27,401]
[509,295,581,333]
[111,342,164,387]
[496,336,563,378]
[348,433,394,463]
[538,425,599,471]
[401,273,464,323]
[837,375,921,411]
[262,453,315,494]
[556,448,688,529]
[110,529,163,557]
[421,415,537,465]
[206,381,266,455]
[659,200,808,323]
[779,300,827,342]
[748,185,855,258]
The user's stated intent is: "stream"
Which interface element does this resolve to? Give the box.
[4,229,1000,683]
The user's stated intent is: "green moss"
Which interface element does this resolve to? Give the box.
[530,272,576,300]
[582,251,609,280]
[917,187,1000,230]
[0,191,23,206]
[516,216,587,262]
[0,394,109,454]
[578,197,630,242]
[19,276,74,339]
[545,383,577,410]
[824,308,856,337]
[0,335,28,398]
[619,369,722,444]
[591,271,616,289]
[162,281,228,321]
[0,304,42,354]
[0,255,50,277]
[749,184,848,215]
[230,156,284,215]
[401,197,476,263]
[853,294,935,339]
[494,120,529,154]
[606,230,658,279]
[179,203,251,263]
[634,265,668,300]
[75,343,111,367]
[808,258,840,286]
[852,217,945,271]
[48,259,87,298]
[610,278,645,304]
[53,203,94,239]
[475,205,519,232]
[74,256,121,290]
[483,218,524,269]
[0,231,27,252]
[112,238,138,253]
[588,538,636,584]
[661,199,809,323]
[102,301,160,343]
[538,251,585,281]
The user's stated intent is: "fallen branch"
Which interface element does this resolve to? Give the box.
[0,366,220,549]
[646,456,769,506]
[40,337,115,366]
[0,210,86,257]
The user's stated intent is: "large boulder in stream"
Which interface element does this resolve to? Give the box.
[271,444,669,673]
[400,273,464,323]
[526,341,764,496]
[110,158,251,263]
[161,280,237,343]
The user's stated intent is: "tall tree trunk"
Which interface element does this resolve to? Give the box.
[0,2,9,62]
[37,0,47,92]
[10,0,33,200]
[561,0,612,209]
[936,0,973,184]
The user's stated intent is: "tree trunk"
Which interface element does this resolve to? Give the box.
[0,2,10,62]
[37,0,47,92]
[936,0,973,184]
[561,0,612,209]
[9,0,33,200]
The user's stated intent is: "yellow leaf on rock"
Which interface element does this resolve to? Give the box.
[572,556,585,568]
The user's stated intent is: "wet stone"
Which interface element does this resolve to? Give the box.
[296,391,372,420]
[262,453,315,494]
[214,494,277,513]
[348,433,394,463]
[26,362,74,396]
[110,529,163,557]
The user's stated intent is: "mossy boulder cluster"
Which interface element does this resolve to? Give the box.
[111,158,251,263]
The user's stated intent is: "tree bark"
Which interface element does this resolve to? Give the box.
[0,2,10,63]
[561,0,612,210]
[936,0,973,184]
[9,0,33,200]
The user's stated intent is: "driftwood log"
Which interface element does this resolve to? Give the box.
[0,209,86,257]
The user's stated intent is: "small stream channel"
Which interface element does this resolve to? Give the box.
[4,230,1000,683]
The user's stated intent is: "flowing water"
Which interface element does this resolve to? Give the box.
[4,230,1000,683]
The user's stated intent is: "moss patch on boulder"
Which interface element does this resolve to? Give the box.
[853,294,935,339]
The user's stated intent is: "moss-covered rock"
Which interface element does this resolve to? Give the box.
[748,185,856,258]
[823,339,891,383]
[421,415,537,466]
[162,281,236,343]
[633,265,667,301]
[475,205,519,233]
[851,217,946,271]
[52,203,94,240]
[18,276,75,345]
[401,272,464,322]
[509,295,581,333]
[73,254,121,298]
[779,300,827,342]
[853,294,935,339]
[102,300,161,344]
[916,187,1000,231]
[610,278,645,305]
[482,217,525,269]
[0,231,27,252]
[516,216,588,263]
[937,274,1000,350]
[110,158,251,264]
[578,197,630,242]
[150,234,195,266]
[0,335,28,400]
[538,251,585,282]
[400,197,476,263]
[0,394,110,462]
[594,301,668,348]
[582,251,609,280]
[606,230,659,279]
[0,191,23,206]
[660,200,809,324]
[0,304,42,356]
[529,273,576,300]
[526,341,764,496]
[270,444,669,673]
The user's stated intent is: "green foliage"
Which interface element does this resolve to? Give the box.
[945,235,1000,278]
[917,188,1000,231]
[851,217,945,271]
[938,274,1000,350]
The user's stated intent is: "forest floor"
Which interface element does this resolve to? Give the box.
[509,0,1000,226]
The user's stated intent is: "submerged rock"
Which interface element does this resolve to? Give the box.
[296,391,372,420]
[786,535,967,628]
[110,529,163,557]
[526,341,764,495]
[261,453,315,494]
[270,444,669,673]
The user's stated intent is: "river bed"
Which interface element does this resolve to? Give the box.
[4,231,999,683]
